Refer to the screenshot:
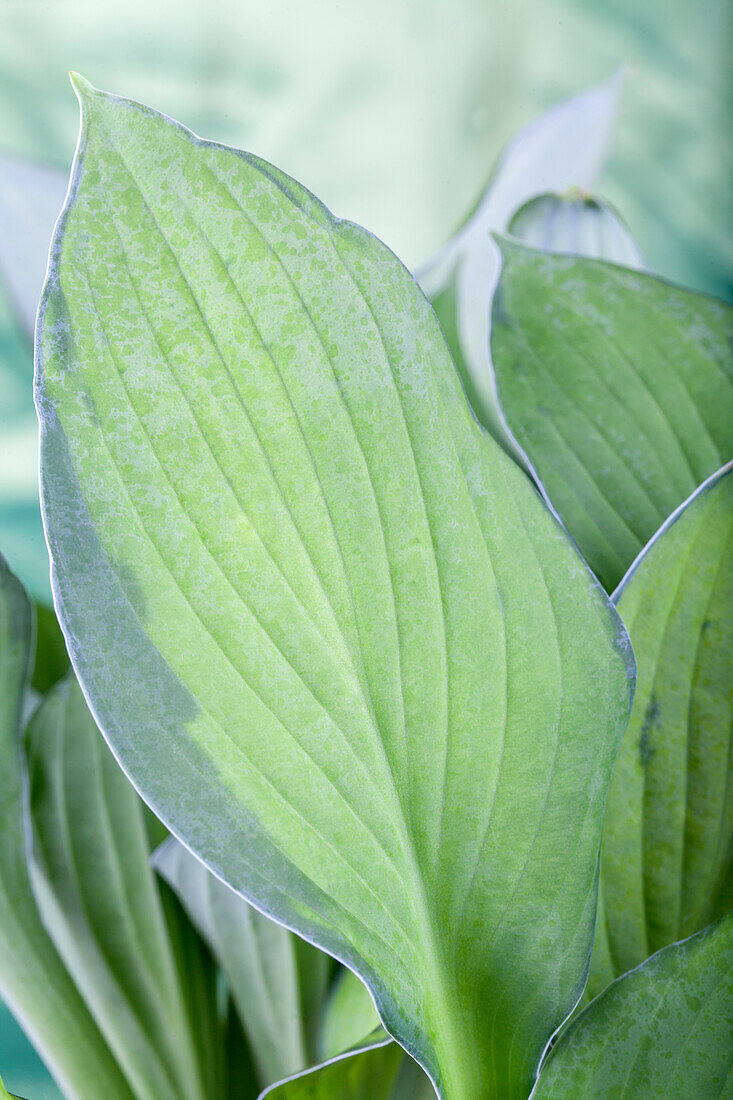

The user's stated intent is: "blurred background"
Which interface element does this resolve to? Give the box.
[0,0,730,1094]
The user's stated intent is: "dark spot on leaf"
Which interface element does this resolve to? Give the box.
[639,695,660,767]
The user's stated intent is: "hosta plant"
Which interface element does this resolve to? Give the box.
[0,74,730,1100]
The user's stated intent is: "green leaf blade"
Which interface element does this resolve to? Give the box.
[0,557,134,1100]
[491,241,733,592]
[534,916,733,1099]
[588,463,733,997]
[24,674,226,1100]
[260,1036,435,1100]
[38,80,634,1099]
[319,969,379,1062]
[154,836,331,1087]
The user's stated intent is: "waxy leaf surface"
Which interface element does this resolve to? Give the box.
[0,556,133,1100]
[154,836,331,1087]
[492,241,733,591]
[534,916,733,1099]
[37,79,633,1099]
[587,464,733,998]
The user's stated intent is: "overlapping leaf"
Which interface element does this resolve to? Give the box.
[507,192,643,269]
[534,916,733,1098]
[24,674,227,1100]
[154,837,331,1087]
[318,969,379,1061]
[261,1035,434,1100]
[37,79,633,1098]
[491,241,733,591]
[419,75,622,452]
[587,464,733,998]
[0,555,134,1099]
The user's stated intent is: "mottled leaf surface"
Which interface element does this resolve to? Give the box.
[154,837,331,1087]
[37,79,633,1099]
[492,240,733,591]
[0,556,133,1100]
[534,916,733,1099]
[588,464,733,998]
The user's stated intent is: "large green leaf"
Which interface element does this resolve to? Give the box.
[37,79,633,1099]
[24,674,227,1100]
[533,915,733,1098]
[491,240,733,592]
[154,836,331,1087]
[420,75,622,453]
[507,191,643,269]
[587,464,733,999]
[261,1035,434,1100]
[0,555,134,1099]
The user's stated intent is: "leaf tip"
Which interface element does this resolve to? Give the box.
[491,231,523,262]
[69,71,98,105]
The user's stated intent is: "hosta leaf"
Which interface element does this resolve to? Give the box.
[419,74,622,452]
[491,240,733,592]
[533,915,733,1099]
[154,836,331,1087]
[260,1035,434,1100]
[507,191,643,269]
[24,674,227,1100]
[319,969,379,1061]
[587,464,733,999]
[37,79,633,1099]
[0,555,134,1100]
